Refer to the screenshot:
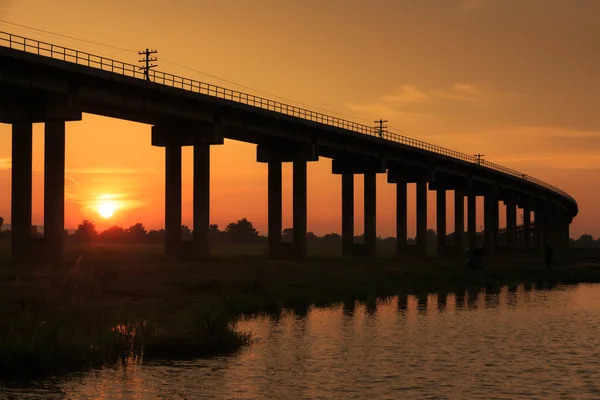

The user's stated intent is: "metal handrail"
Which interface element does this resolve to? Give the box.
[0,31,577,206]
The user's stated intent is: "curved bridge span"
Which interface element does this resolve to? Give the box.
[0,31,577,261]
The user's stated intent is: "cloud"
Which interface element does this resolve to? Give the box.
[380,85,428,103]
[424,125,600,171]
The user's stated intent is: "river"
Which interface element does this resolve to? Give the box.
[3,284,600,399]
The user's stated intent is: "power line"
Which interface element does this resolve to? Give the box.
[0,19,135,53]
[0,20,384,126]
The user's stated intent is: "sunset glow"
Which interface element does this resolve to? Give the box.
[0,0,598,238]
[98,202,116,219]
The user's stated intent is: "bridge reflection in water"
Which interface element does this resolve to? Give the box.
[4,284,600,399]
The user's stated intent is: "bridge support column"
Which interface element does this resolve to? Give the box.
[193,143,211,259]
[492,197,500,252]
[534,209,543,249]
[395,182,408,256]
[10,122,33,260]
[523,206,531,249]
[505,200,517,253]
[268,161,283,258]
[436,189,446,255]
[334,156,385,257]
[364,172,377,257]
[341,174,354,256]
[165,144,182,259]
[44,121,66,262]
[416,182,428,257]
[259,142,318,259]
[153,122,223,261]
[468,194,477,251]
[454,190,464,253]
[564,217,571,248]
[484,196,494,252]
[293,160,308,259]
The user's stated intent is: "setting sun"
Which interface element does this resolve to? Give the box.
[98,202,116,219]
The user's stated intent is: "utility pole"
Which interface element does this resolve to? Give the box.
[138,48,158,81]
[374,119,388,138]
[474,153,485,166]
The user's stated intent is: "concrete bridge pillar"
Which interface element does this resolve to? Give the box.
[268,161,283,258]
[259,142,318,259]
[454,190,465,253]
[164,144,182,259]
[436,189,446,255]
[467,194,477,251]
[492,197,500,252]
[523,206,531,249]
[44,121,66,262]
[10,122,33,260]
[505,200,517,252]
[416,182,428,257]
[341,173,354,256]
[334,156,385,257]
[193,143,211,259]
[484,195,500,253]
[3,96,81,262]
[533,209,543,249]
[364,172,377,257]
[395,182,408,255]
[293,160,308,259]
[153,123,223,260]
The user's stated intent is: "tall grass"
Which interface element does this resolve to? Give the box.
[0,245,599,380]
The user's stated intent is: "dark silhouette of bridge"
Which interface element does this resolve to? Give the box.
[0,31,577,261]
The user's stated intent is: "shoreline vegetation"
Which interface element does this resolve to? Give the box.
[1,243,600,381]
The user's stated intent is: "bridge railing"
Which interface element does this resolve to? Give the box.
[0,31,576,206]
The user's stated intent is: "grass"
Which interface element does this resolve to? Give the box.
[0,243,599,380]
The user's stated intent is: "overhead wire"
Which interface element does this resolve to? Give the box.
[0,19,399,130]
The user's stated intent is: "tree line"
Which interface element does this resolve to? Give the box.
[1,215,600,248]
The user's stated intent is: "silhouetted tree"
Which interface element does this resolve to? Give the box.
[208,224,222,240]
[147,229,165,243]
[74,220,98,242]
[572,234,595,248]
[225,218,259,243]
[0,216,3,231]
[322,232,341,245]
[181,225,192,241]
[31,225,42,238]
[127,223,147,242]
[99,225,126,243]
[282,228,293,242]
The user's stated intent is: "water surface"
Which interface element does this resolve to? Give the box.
[3,284,600,399]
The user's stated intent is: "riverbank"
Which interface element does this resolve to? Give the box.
[1,246,599,380]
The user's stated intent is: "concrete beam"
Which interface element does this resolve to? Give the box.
[387,168,432,184]
[0,96,82,123]
[152,122,224,147]
[257,142,318,163]
[333,155,386,175]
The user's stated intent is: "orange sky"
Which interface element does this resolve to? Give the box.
[0,0,598,238]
